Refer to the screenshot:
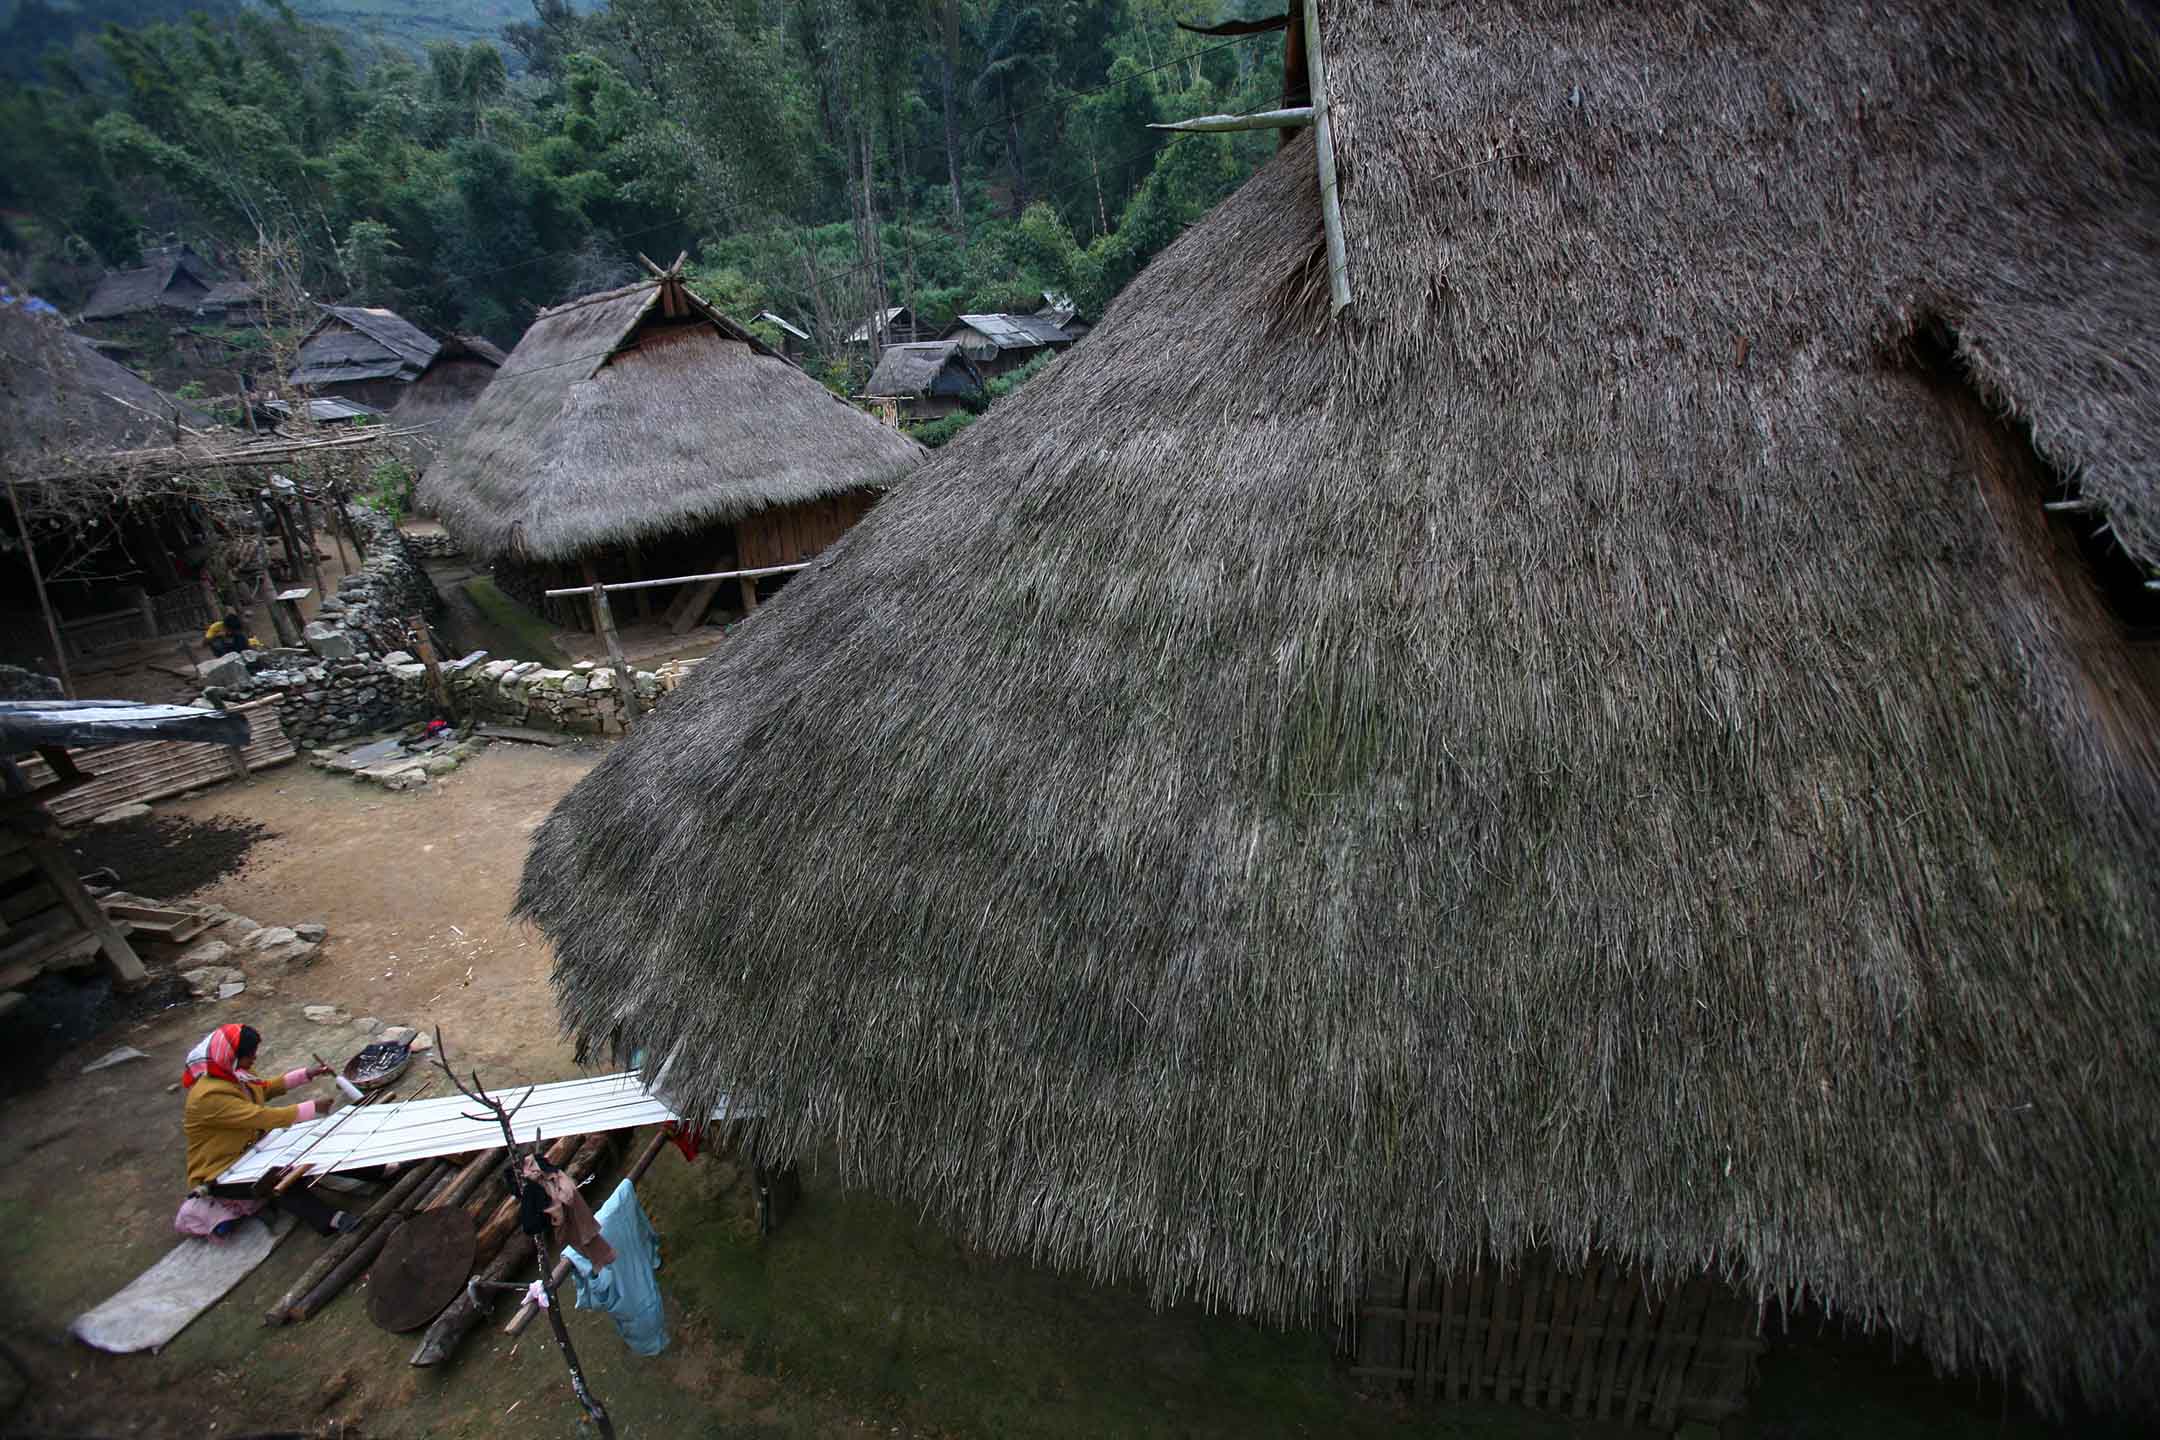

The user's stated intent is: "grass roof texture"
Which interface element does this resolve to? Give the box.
[1,301,209,470]
[520,0,2160,1414]
[865,341,983,400]
[420,278,924,561]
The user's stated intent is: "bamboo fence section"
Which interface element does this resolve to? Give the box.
[1344,1250,1761,1429]
[15,698,294,826]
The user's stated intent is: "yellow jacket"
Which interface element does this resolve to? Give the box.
[184,1072,305,1188]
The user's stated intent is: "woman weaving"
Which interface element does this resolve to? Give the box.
[175,1023,358,1239]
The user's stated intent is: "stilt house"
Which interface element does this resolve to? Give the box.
[518,0,2160,1426]
[420,273,923,633]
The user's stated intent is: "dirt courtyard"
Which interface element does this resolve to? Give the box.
[0,743,881,1439]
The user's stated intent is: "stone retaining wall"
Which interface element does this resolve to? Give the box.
[198,506,443,748]
[401,530,464,560]
[199,507,705,746]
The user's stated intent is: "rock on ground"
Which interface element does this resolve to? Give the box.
[303,1004,349,1026]
[92,803,152,826]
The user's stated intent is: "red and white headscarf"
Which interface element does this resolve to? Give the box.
[181,1024,260,1090]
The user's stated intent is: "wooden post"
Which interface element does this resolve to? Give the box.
[1303,0,1353,316]
[407,613,456,721]
[583,560,639,730]
[5,477,74,699]
[338,497,368,561]
[25,835,145,988]
[293,493,329,601]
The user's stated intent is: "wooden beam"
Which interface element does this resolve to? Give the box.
[582,559,640,730]
[6,476,73,698]
[406,613,455,721]
[1304,0,1354,317]
[543,561,814,600]
[24,834,145,988]
[1150,106,1313,134]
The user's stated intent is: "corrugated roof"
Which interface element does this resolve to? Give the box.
[845,306,912,343]
[949,312,1072,349]
[290,306,441,388]
[758,311,811,342]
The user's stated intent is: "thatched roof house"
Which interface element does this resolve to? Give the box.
[289,305,441,408]
[386,333,505,467]
[422,273,922,631]
[862,340,983,420]
[520,0,2160,1421]
[77,244,230,322]
[2,297,208,466]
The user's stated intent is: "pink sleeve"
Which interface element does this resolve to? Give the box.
[283,1068,313,1090]
[294,1100,320,1122]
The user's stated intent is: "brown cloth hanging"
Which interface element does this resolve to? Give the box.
[518,1154,615,1272]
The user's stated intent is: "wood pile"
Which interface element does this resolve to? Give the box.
[260,1124,674,1367]
[13,698,293,827]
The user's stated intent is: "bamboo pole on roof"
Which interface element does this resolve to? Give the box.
[1303,0,1354,316]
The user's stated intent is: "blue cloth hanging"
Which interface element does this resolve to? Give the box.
[562,1178,668,1356]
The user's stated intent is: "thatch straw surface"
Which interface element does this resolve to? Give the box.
[864,341,982,400]
[521,0,2160,1412]
[420,279,924,560]
[1,302,209,468]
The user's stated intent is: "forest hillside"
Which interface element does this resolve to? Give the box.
[0,0,1287,392]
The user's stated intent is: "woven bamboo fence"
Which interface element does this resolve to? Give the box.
[15,698,294,826]
[1343,1249,1762,1429]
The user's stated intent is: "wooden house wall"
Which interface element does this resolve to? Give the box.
[1345,1250,1761,1429]
[737,490,878,572]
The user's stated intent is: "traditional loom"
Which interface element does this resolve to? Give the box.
[216,1071,753,1187]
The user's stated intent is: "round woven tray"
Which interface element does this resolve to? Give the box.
[342,1040,413,1093]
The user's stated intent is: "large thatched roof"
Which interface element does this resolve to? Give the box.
[420,277,924,561]
[520,0,2160,1412]
[1,298,209,471]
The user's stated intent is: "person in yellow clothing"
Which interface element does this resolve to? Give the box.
[174,1023,357,1239]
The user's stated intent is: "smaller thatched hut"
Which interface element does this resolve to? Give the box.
[77,245,223,323]
[386,334,505,469]
[289,305,440,409]
[420,273,922,633]
[863,340,983,421]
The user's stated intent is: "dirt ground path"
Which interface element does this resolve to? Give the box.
[0,744,884,1439]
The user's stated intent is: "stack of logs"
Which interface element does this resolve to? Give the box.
[262,1125,671,1366]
